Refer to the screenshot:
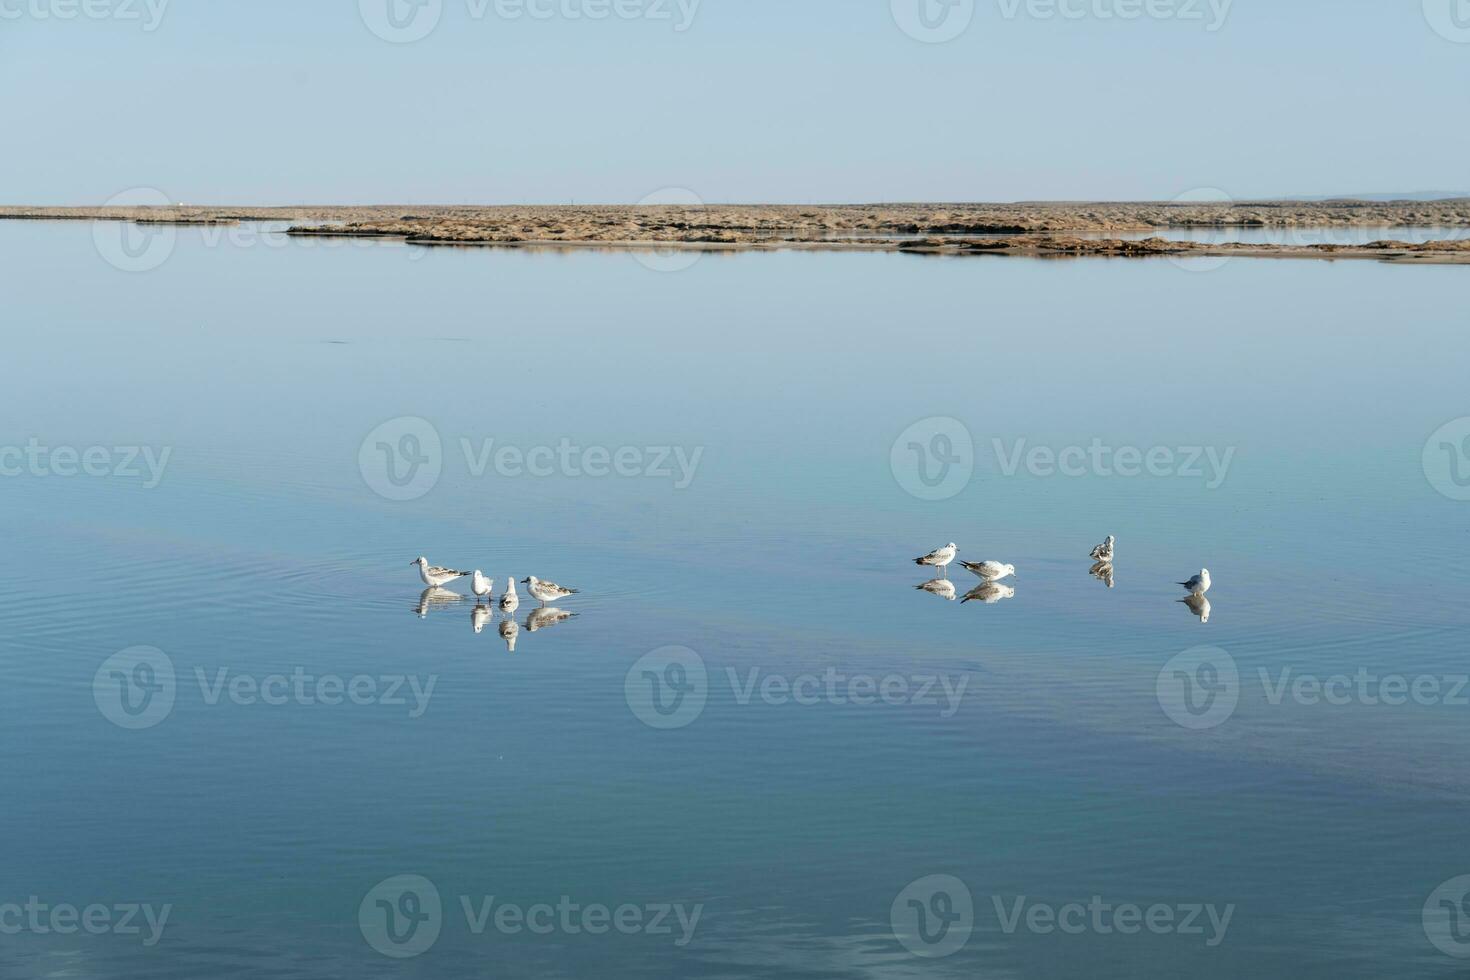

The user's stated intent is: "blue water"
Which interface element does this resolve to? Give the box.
[2,221,1469,978]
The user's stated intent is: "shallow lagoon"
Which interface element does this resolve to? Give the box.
[2,221,1468,977]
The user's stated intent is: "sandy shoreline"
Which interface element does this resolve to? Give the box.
[6,201,1470,263]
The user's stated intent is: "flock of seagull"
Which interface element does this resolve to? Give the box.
[410,556,581,650]
[911,538,1214,620]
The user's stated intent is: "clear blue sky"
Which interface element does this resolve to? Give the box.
[2,0,1466,204]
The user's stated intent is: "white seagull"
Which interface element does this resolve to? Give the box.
[1178,569,1212,596]
[1090,535,1115,563]
[499,577,520,614]
[412,557,470,588]
[913,543,958,575]
[522,576,579,605]
[471,570,493,601]
[915,578,957,601]
[960,560,1016,581]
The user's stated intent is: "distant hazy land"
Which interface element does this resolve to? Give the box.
[6,200,1470,264]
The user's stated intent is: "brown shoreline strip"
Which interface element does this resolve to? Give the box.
[4,202,1469,264]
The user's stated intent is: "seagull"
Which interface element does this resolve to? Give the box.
[526,607,577,632]
[471,603,493,634]
[962,582,1016,604]
[1180,593,1211,623]
[412,557,470,588]
[499,617,519,652]
[522,576,578,605]
[471,570,493,601]
[1089,561,1115,589]
[499,577,520,614]
[960,560,1016,581]
[915,578,957,601]
[1178,569,1211,596]
[914,543,958,576]
[1090,535,1115,563]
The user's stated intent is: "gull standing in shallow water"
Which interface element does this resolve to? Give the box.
[1179,569,1212,596]
[913,543,958,576]
[1090,535,1115,563]
[522,576,579,605]
[471,570,493,602]
[960,560,1016,581]
[499,578,520,614]
[412,557,470,589]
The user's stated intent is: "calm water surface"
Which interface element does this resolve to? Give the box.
[2,222,1468,978]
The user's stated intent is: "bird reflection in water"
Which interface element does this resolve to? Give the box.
[915,578,957,601]
[1089,561,1115,588]
[1179,593,1211,624]
[962,582,1016,605]
[415,587,464,619]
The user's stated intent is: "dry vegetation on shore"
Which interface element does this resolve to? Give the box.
[5,200,1470,263]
